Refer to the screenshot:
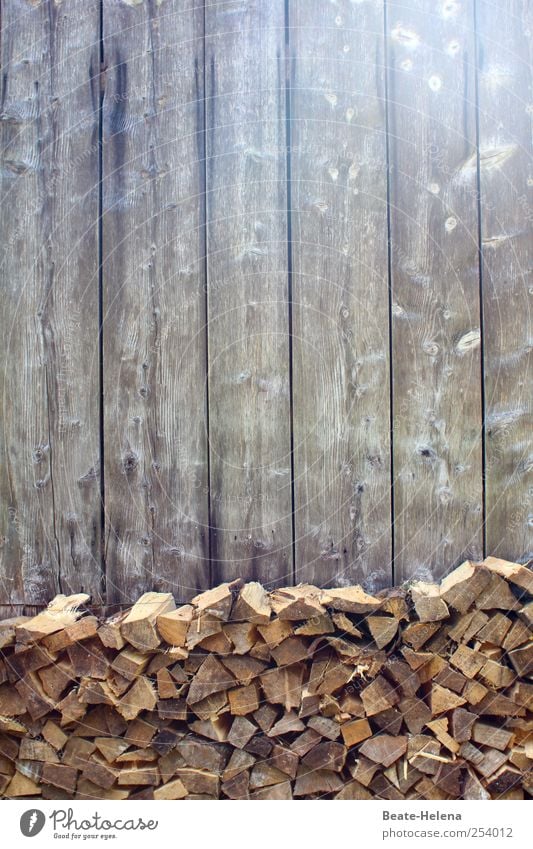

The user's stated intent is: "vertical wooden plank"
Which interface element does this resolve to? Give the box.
[0,605,43,620]
[290,1,391,589]
[477,0,533,563]
[387,0,483,581]
[103,0,208,604]
[0,0,102,606]
[205,0,292,586]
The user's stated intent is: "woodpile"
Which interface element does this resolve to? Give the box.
[0,556,531,800]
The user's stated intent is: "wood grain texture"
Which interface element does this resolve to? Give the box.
[0,0,102,606]
[477,0,533,564]
[0,1,531,603]
[102,0,209,604]
[205,0,292,586]
[0,605,42,620]
[387,0,483,582]
[290,0,391,590]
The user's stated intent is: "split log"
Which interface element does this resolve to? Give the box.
[156,606,193,647]
[232,583,271,625]
[483,557,533,594]
[191,582,241,621]
[411,582,449,623]
[121,593,175,651]
[16,595,89,644]
[367,616,398,648]
[271,586,326,620]
[321,586,382,614]
[439,561,491,612]
[359,735,408,767]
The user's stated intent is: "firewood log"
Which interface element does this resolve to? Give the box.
[411,582,450,623]
[0,561,530,800]
[121,593,175,651]
[232,583,271,624]
[192,582,241,621]
[271,586,326,620]
[156,606,193,647]
[15,595,89,644]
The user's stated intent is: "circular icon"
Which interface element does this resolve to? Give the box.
[20,810,46,838]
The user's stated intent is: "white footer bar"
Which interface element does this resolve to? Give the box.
[5,799,529,849]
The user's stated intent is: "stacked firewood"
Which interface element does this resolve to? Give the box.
[0,557,531,800]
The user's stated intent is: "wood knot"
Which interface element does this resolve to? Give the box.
[32,443,48,464]
[77,467,98,486]
[122,451,139,475]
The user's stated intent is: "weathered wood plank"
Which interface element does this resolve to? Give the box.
[0,0,102,605]
[387,0,483,581]
[205,0,292,585]
[477,0,533,563]
[102,0,208,603]
[290,0,391,589]
[0,606,42,620]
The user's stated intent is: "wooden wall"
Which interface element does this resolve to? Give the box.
[1,0,531,611]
